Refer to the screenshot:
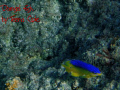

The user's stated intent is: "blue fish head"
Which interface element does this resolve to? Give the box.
[70,60,101,74]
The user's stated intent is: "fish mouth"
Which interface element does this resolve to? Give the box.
[93,73,102,76]
[98,73,102,75]
[96,73,102,76]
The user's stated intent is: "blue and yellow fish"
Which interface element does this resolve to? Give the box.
[62,60,102,78]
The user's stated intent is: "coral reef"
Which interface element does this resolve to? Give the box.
[5,77,24,90]
[0,0,120,90]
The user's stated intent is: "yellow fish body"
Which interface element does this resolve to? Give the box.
[62,61,102,78]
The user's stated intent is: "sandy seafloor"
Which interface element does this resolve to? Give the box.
[0,0,120,90]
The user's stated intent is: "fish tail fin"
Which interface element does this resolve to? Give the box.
[62,64,71,73]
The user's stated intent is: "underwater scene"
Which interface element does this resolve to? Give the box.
[0,0,120,90]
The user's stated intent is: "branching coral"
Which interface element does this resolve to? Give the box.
[5,77,22,90]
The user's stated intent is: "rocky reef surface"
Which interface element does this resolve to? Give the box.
[0,0,120,90]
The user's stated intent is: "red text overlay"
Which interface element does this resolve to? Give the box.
[0,5,40,24]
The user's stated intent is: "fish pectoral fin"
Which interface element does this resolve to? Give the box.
[71,72,80,77]
[85,74,98,78]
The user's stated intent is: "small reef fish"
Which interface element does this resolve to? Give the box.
[62,60,102,78]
